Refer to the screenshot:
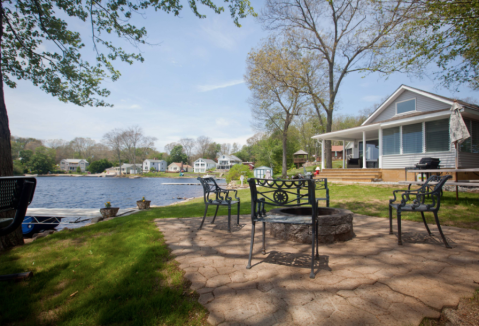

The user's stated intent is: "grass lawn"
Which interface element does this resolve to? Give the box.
[1,183,478,325]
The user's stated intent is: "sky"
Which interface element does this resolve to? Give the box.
[6,0,479,152]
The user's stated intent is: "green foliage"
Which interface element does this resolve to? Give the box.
[19,149,33,166]
[12,160,26,175]
[168,145,188,164]
[1,0,256,107]
[383,0,479,89]
[225,164,253,183]
[29,152,55,174]
[150,167,156,172]
[88,159,113,173]
[76,166,82,173]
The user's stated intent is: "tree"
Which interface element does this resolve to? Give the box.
[220,143,231,155]
[19,149,33,166]
[245,37,307,177]
[164,142,179,155]
[76,166,82,173]
[103,129,124,175]
[0,0,255,250]
[196,136,212,158]
[88,159,113,173]
[231,142,240,154]
[168,145,188,164]
[120,126,156,173]
[206,142,221,159]
[179,138,196,163]
[70,137,96,158]
[30,151,55,174]
[225,164,253,183]
[261,0,416,168]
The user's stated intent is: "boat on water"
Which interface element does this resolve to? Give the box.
[22,216,61,237]
[24,174,38,177]
[129,175,141,179]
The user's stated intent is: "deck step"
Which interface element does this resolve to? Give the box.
[313,168,382,182]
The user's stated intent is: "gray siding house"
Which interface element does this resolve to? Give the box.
[143,159,167,172]
[313,85,479,170]
[60,159,89,172]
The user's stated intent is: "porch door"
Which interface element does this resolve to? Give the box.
[359,140,379,167]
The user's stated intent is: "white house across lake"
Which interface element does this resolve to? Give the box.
[193,158,217,173]
[217,154,242,170]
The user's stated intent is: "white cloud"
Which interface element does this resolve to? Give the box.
[200,24,236,50]
[198,79,244,92]
[361,95,383,102]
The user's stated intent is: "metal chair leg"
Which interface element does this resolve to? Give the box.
[262,222,266,254]
[389,205,393,235]
[246,222,256,269]
[315,220,319,259]
[199,204,208,230]
[420,212,432,235]
[397,209,402,245]
[227,204,231,233]
[211,205,220,224]
[310,220,316,279]
[433,211,452,249]
[237,202,240,225]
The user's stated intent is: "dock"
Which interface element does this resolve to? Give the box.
[26,208,139,218]
[162,183,227,186]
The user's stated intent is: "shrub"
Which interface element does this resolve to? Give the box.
[76,166,82,173]
[150,167,156,172]
[225,164,253,183]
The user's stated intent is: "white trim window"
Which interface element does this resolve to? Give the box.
[460,118,479,154]
[396,98,416,115]
[402,123,423,154]
[425,119,450,152]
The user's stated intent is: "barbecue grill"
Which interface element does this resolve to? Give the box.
[404,158,441,181]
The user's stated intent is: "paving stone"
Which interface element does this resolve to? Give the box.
[156,214,479,326]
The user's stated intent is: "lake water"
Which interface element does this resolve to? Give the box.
[29,177,220,209]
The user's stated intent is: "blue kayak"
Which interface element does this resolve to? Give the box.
[22,216,61,237]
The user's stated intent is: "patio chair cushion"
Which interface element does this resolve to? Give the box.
[390,203,434,212]
[210,200,240,205]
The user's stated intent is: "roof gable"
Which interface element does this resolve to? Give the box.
[361,85,479,126]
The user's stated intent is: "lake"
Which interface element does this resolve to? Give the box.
[29,177,221,209]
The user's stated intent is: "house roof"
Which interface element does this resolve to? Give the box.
[362,85,479,126]
[364,108,449,126]
[145,159,165,163]
[121,163,142,168]
[293,150,308,155]
[331,146,343,152]
[169,162,183,167]
[62,159,88,163]
[195,158,216,164]
[219,154,242,162]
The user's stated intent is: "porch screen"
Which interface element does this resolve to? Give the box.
[402,123,423,154]
[426,119,450,152]
[383,127,400,155]
[460,118,479,153]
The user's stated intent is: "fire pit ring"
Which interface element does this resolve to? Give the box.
[268,206,355,244]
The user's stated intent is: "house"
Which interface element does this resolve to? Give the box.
[194,158,217,173]
[332,146,344,160]
[217,154,242,170]
[312,85,479,181]
[168,162,188,172]
[60,159,89,172]
[105,163,142,175]
[242,162,255,170]
[143,159,167,172]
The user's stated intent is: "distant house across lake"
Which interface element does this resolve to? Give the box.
[60,159,89,172]
[193,158,217,173]
[217,154,242,171]
[168,162,190,172]
[143,159,166,172]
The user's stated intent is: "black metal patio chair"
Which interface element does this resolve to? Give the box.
[0,176,37,236]
[197,177,240,233]
[389,175,452,248]
[246,178,320,278]
[315,178,329,208]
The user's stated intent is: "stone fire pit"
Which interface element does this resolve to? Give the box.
[268,207,355,244]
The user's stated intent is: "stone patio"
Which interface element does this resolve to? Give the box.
[155,214,479,326]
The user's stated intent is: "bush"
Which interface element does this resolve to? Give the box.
[150,167,156,172]
[76,166,82,173]
[225,164,253,183]
[88,159,113,174]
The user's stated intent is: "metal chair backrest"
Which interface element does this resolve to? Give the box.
[197,177,221,203]
[0,177,37,236]
[248,178,315,208]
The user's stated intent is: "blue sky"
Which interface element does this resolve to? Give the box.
[6,0,478,152]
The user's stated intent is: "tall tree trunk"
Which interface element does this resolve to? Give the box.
[0,2,25,251]
[282,131,288,178]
